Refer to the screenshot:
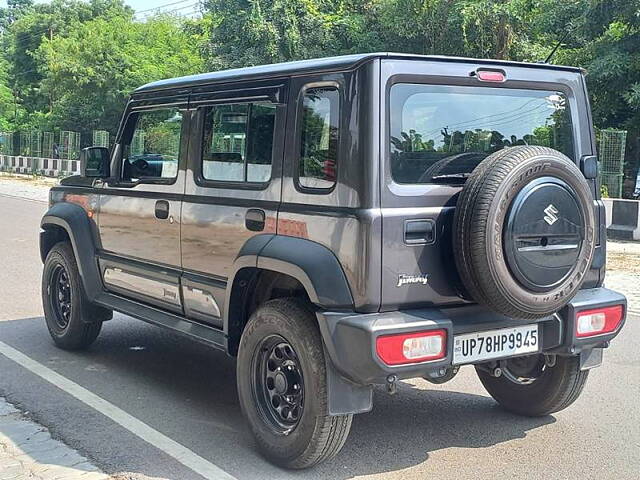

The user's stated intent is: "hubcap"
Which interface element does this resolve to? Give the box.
[252,335,304,433]
[50,264,72,330]
[504,177,585,292]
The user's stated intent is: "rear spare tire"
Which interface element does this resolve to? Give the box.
[453,146,595,319]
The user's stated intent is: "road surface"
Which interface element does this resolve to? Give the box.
[0,193,638,480]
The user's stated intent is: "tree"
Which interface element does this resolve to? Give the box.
[523,0,640,195]
[202,0,369,68]
[5,0,133,120]
[0,0,34,34]
[35,15,204,140]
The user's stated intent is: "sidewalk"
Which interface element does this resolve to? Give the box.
[0,398,109,480]
[0,173,55,203]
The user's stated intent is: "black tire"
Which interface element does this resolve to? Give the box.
[237,298,352,469]
[453,146,596,319]
[42,242,110,350]
[476,355,589,416]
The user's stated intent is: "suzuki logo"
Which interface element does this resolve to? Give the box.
[543,204,559,225]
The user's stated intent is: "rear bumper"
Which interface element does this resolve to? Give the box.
[317,287,627,386]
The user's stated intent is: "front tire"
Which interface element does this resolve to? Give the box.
[476,354,589,416]
[237,298,352,469]
[42,242,110,350]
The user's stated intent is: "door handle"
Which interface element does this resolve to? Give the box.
[245,209,266,231]
[155,200,170,220]
[404,219,435,245]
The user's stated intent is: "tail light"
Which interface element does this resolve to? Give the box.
[575,305,624,338]
[376,330,447,365]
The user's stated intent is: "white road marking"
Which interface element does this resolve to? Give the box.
[0,340,237,480]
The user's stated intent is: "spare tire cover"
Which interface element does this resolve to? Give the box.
[453,146,596,319]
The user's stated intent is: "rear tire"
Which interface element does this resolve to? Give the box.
[237,298,352,469]
[42,242,110,350]
[476,355,589,416]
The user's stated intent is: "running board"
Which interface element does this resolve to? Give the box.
[95,292,227,350]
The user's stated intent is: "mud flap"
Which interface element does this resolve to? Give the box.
[325,348,373,416]
[579,348,603,370]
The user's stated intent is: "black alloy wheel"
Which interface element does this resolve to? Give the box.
[236,298,352,468]
[42,242,110,350]
[252,335,305,433]
[50,263,72,330]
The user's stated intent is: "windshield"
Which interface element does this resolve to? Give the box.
[389,84,575,184]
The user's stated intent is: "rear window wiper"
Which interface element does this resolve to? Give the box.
[428,173,472,183]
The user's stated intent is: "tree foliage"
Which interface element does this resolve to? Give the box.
[0,0,203,137]
[34,15,203,138]
[0,0,638,192]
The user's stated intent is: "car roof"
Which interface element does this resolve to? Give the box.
[134,52,583,93]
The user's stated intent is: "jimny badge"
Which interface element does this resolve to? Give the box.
[396,273,429,287]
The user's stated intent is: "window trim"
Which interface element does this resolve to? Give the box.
[384,74,578,189]
[294,81,341,195]
[116,107,184,186]
[194,100,277,191]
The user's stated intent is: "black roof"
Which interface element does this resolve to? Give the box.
[134,52,582,93]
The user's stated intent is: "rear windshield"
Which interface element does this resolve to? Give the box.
[389,84,575,184]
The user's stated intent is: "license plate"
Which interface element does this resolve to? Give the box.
[452,324,539,365]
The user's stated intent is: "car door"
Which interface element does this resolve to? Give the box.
[180,81,286,327]
[97,94,189,313]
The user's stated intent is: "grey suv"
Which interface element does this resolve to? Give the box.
[40,53,627,469]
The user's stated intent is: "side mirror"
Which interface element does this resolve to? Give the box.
[80,146,110,178]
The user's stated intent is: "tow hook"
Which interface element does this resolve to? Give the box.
[386,374,398,395]
[544,354,557,368]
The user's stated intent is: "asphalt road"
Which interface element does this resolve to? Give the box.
[0,193,638,480]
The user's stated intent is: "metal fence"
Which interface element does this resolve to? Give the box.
[93,130,109,148]
[43,132,54,158]
[60,131,81,160]
[20,130,42,157]
[598,128,627,198]
[0,132,13,155]
[0,129,101,160]
[0,129,111,178]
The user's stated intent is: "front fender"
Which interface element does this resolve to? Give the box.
[40,202,102,302]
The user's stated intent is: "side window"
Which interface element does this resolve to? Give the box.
[201,102,276,183]
[299,87,339,190]
[122,108,182,181]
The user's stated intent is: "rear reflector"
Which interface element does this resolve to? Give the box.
[576,305,624,337]
[376,330,446,365]
[476,70,505,82]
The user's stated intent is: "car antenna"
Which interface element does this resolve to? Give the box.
[544,29,572,64]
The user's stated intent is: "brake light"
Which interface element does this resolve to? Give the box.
[376,330,447,365]
[575,305,624,337]
[476,70,505,82]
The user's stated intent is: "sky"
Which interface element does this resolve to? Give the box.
[0,0,200,17]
